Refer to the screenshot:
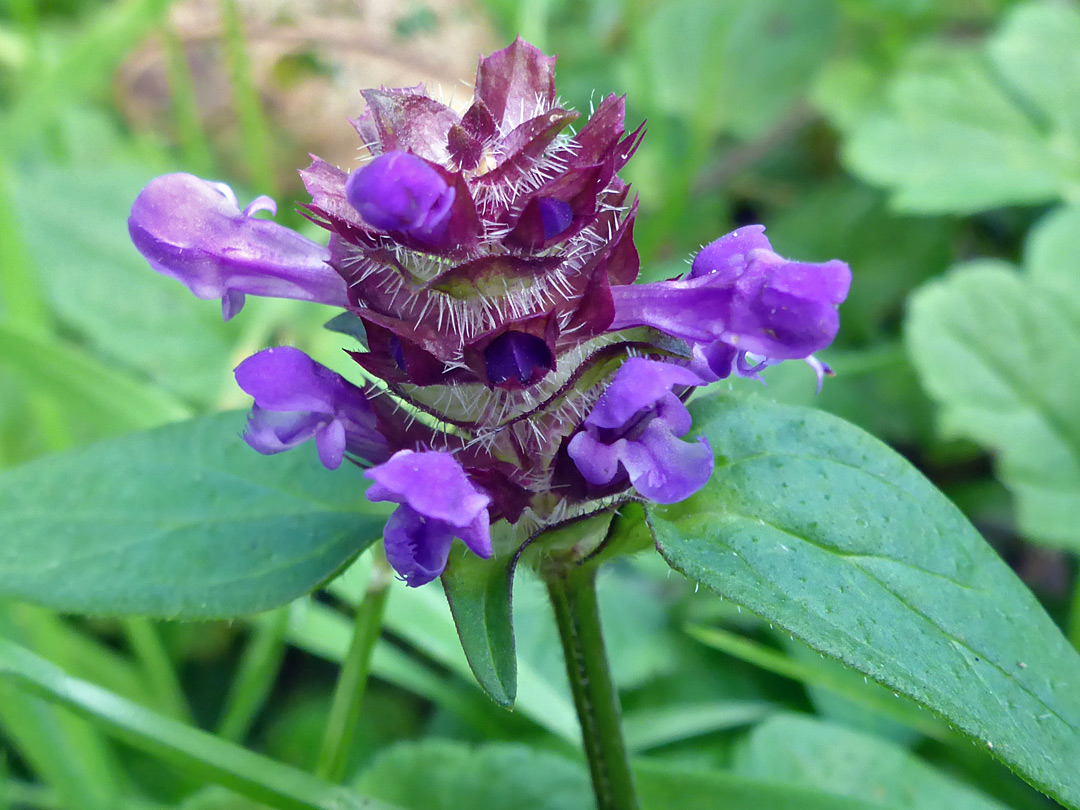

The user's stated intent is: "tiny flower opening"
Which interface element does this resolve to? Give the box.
[537,197,574,239]
[484,331,555,387]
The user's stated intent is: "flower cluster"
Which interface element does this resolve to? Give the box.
[129,39,850,586]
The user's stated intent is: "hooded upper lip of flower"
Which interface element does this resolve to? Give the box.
[612,224,850,352]
[128,173,347,321]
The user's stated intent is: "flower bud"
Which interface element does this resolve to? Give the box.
[345,151,455,242]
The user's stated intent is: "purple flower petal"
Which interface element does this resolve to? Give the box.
[689,224,769,279]
[365,450,491,528]
[345,151,456,241]
[610,226,851,367]
[608,275,731,343]
[235,347,387,469]
[382,505,457,587]
[365,450,492,586]
[584,357,704,430]
[128,174,345,320]
[614,421,713,504]
[568,358,713,504]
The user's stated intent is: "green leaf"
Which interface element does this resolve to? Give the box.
[1026,204,1080,315]
[648,395,1080,808]
[633,761,891,810]
[638,0,837,139]
[355,741,591,810]
[10,163,239,405]
[0,412,389,618]
[906,251,1080,551]
[988,1,1080,147]
[354,740,890,810]
[844,2,1080,214]
[734,714,1010,810]
[441,551,517,708]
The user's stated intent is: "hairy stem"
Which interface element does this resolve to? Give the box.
[545,566,640,810]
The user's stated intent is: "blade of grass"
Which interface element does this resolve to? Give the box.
[122,618,192,723]
[11,604,151,708]
[219,0,277,195]
[4,0,173,152]
[161,21,216,176]
[216,607,290,742]
[0,324,191,430]
[0,638,402,810]
[0,607,123,810]
[316,557,391,782]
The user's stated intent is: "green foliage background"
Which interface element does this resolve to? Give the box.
[1,0,1079,809]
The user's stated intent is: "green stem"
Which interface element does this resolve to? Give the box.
[217,607,290,742]
[316,558,392,782]
[122,618,192,723]
[545,566,640,810]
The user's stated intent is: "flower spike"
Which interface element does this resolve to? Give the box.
[129,38,853,587]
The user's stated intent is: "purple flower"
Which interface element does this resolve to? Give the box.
[235,346,388,470]
[364,450,492,586]
[610,226,850,374]
[568,358,713,504]
[345,151,456,243]
[129,174,347,320]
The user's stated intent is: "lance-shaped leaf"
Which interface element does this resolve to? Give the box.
[442,550,517,708]
[648,395,1080,809]
[0,412,390,618]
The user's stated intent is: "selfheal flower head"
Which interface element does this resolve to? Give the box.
[568,358,713,504]
[129,173,347,320]
[130,37,852,587]
[365,450,492,587]
[235,346,388,470]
